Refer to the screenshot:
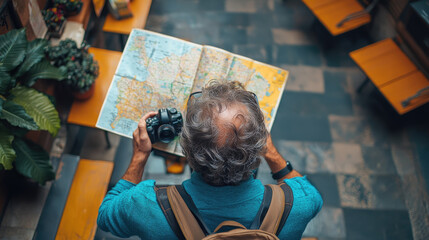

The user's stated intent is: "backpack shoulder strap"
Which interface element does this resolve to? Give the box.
[259,184,285,234]
[167,185,209,239]
[155,186,185,240]
[249,185,272,229]
[260,183,294,235]
[276,182,294,235]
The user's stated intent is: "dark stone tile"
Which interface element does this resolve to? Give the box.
[343,208,413,240]
[198,0,225,11]
[272,12,296,29]
[323,71,348,95]
[271,114,332,142]
[209,43,234,53]
[219,26,248,44]
[248,13,273,26]
[282,91,353,116]
[307,173,341,207]
[361,146,397,175]
[149,0,199,14]
[303,206,346,239]
[271,1,315,29]
[233,45,272,63]
[337,174,406,210]
[162,26,221,46]
[246,26,273,44]
[276,45,323,66]
[199,12,249,27]
[322,49,355,67]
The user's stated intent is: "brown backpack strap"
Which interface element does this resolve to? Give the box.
[275,182,294,235]
[155,186,186,240]
[259,184,286,234]
[213,221,246,233]
[167,185,206,240]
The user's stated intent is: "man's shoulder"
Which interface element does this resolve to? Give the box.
[283,176,323,214]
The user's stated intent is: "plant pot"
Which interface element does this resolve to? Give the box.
[72,81,95,101]
[64,9,80,17]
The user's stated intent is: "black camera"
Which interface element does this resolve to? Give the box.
[146,108,183,143]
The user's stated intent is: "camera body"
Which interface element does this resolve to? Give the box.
[146,108,183,143]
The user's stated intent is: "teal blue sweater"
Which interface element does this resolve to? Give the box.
[98,173,323,239]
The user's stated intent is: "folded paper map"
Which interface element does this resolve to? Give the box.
[96,29,289,156]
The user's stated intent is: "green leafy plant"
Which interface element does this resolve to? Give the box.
[54,0,83,14]
[47,39,99,93]
[0,29,65,184]
[42,7,65,32]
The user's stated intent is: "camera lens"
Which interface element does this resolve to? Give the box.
[157,124,176,143]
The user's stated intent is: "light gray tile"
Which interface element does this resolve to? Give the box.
[276,140,334,174]
[332,143,365,174]
[80,129,121,161]
[281,65,324,93]
[337,174,373,208]
[225,0,267,13]
[329,115,375,146]
[272,28,314,45]
[337,174,406,210]
[303,206,346,238]
[0,227,34,240]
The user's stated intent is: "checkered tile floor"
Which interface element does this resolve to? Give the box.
[84,0,429,239]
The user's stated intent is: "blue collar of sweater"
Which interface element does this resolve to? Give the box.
[182,172,264,206]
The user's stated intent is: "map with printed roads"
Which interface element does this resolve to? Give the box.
[96,29,289,155]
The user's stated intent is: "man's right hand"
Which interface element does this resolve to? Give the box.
[264,134,302,181]
[132,111,158,162]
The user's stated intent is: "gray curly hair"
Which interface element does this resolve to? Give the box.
[180,81,269,186]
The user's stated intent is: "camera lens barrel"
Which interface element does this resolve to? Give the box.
[146,108,182,144]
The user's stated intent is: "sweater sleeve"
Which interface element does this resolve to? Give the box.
[278,176,323,240]
[97,179,138,238]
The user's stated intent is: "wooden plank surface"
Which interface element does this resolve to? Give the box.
[67,48,122,128]
[33,155,80,240]
[302,0,336,9]
[350,38,396,62]
[56,159,114,240]
[380,71,429,115]
[312,0,370,36]
[103,0,152,35]
[350,39,417,87]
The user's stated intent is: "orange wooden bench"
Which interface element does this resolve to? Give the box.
[302,0,378,36]
[34,156,113,240]
[350,38,429,115]
[103,0,152,35]
[55,159,113,240]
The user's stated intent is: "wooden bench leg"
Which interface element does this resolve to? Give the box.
[357,77,370,93]
[104,131,112,149]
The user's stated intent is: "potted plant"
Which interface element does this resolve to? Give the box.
[54,0,83,17]
[47,39,99,100]
[42,7,66,38]
[0,29,65,184]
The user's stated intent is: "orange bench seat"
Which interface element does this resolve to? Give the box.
[350,38,429,115]
[302,0,371,36]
